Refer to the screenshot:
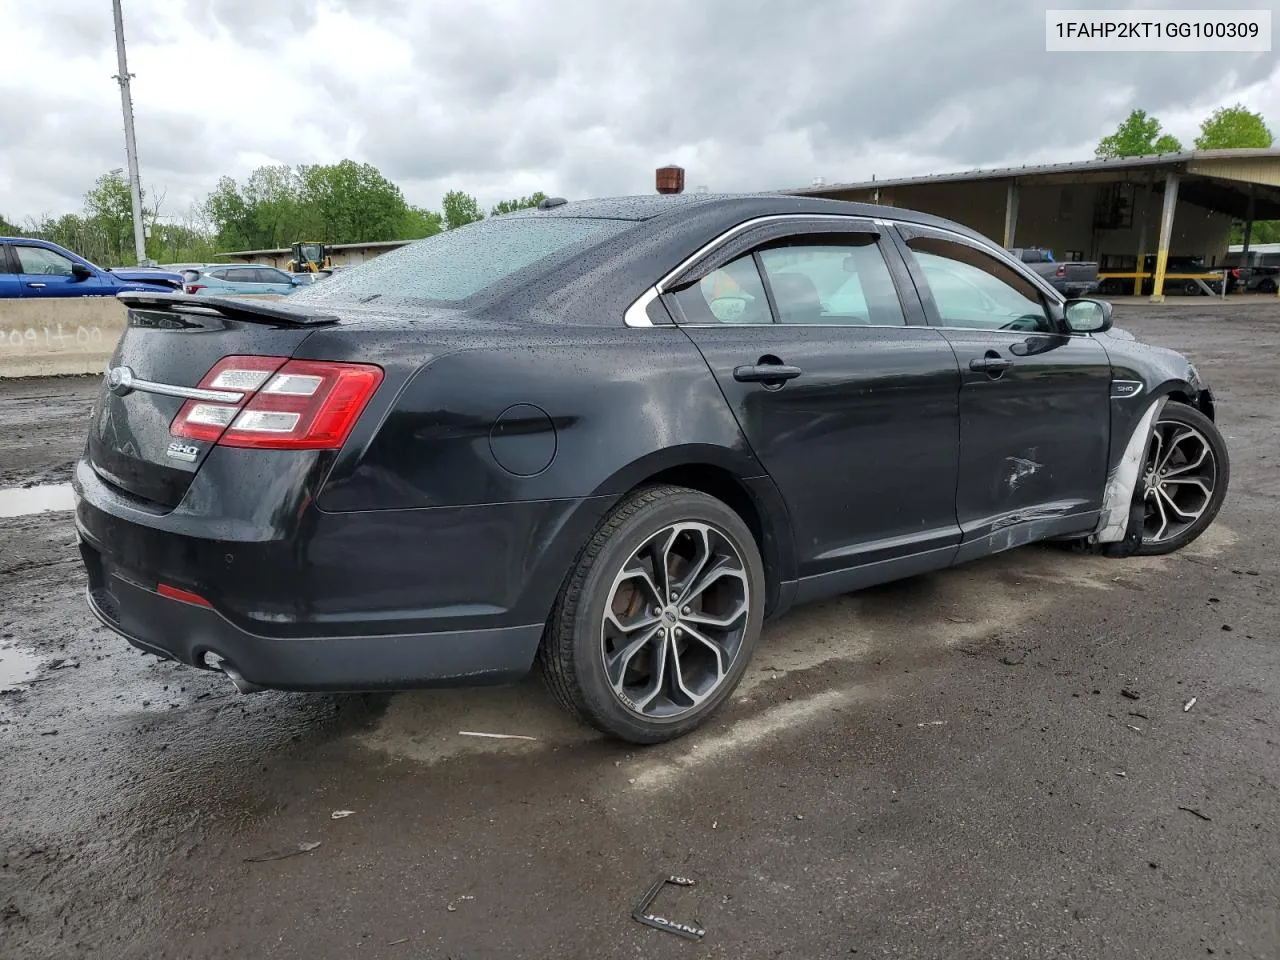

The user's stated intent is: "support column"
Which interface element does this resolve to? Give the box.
[1242,186,1256,260]
[1003,182,1019,248]
[1134,183,1149,297]
[1149,172,1179,303]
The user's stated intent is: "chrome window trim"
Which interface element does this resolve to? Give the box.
[623,213,884,328]
[623,212,1068,328]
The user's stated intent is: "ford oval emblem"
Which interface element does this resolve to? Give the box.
[106,366,135,397]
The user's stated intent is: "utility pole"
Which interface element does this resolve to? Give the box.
[111,0,148,265]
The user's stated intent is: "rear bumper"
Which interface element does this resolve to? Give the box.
[73,457,611,691]
[80,541,542,690]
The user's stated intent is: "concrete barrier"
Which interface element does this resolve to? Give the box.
[0,298,124,378]
[0,295,287,378]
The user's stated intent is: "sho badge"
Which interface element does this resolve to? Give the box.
[166,441,200,463]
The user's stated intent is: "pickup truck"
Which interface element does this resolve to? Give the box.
[0,237,182,298]
[1008,247,1100,297]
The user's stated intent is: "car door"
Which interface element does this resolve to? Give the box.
[257,267,299,294]
[667,220,963,601]
[12,244,97,297]
[892,225,1111,559]
[0,244,24,298]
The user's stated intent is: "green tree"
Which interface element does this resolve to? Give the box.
[490,192,548,217]
[398,205,444,239]
[204,176,255,250]
[1095,109,1183,159]
[1195,104,1273,150]
[442,190,484,230]
[83,170,141,264]
[298,160,408,243]
[0,213,23,235]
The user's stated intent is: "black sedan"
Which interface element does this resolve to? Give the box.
[74,194,1229,743]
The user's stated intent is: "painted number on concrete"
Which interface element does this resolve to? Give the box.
[2,325,103,349]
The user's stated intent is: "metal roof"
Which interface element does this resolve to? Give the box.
[216,239,411,258]
[780,148,1280,195]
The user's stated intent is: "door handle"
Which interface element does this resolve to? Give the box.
[27,282,46,289]
[733,363,802,384]
[969,355,1012,374]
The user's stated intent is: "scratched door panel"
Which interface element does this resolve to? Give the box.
[940,328,1112,541]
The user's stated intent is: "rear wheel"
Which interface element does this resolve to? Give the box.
[1134,403,1229,555]
[539,485,765,743]
[1258,278,1277,294]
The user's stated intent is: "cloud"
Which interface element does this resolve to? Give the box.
[0,0,1276,225]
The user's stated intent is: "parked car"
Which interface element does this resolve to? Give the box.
[74,195,1228,744]
[1009,247,1100,297]
[0,237,182,297]
[183,264,301,296]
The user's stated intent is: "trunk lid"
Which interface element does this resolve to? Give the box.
[1061,262,1099,282]
[87,297,333,508]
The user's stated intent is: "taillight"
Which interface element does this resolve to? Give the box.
[171,357,383,450]
[185,283,205,294]
[1055,265,1066,277]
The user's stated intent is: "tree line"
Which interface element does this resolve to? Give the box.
[3,105,1274,266]
[0,159,545,267]
[1095,103,1276,244]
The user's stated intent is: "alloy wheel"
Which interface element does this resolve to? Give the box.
[600,522,751,719]
[1141,418,1219,544]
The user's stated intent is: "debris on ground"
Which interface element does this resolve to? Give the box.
[1177,806,1212,822]
[632,875,706,941]
[1127,724,1143,733]
[243,841,321,863]
[1129,711,1150,720]
[916,720,946,727]
[1121,689,1141,701]
[1184,697,1198,712]
[330,810,354,820]
[446,895,475,912]
[457,731,538,741]
[387,938,409,946]
[999,649,1029,666]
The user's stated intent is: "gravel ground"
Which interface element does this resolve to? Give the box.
[1,300,1277,959]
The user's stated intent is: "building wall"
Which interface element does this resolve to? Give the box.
[826,180,1233,266]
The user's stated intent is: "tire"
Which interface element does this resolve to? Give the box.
[538,484,766,743]
[1133,403,1229,556]
[1259,279,1277,295]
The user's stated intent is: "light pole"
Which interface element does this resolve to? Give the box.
[111,0,148,265]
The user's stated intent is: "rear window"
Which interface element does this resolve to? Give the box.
[293,216,630,303]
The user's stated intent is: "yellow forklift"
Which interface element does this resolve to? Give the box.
[287,241,332,273]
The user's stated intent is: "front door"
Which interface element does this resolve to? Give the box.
[894,227,1112,557]
[12,244,105,297]
[667,223,963,600]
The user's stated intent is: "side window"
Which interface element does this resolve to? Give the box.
[669,253,772,325]
[261,268,292,284]
[758,238,905,326]
[226,268,257,283]
[15,245,75,277]
[906,237,1053,333]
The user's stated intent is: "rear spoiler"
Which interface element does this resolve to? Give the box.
[116,291,340,327]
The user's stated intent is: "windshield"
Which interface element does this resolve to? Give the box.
[291,216,630,304]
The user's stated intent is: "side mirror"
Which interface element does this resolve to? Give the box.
[71,263,93,281]
[1064,298,1112,333]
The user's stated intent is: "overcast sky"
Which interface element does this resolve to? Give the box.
[2,0,1278,224]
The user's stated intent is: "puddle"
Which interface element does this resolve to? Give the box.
[0,643,45,691]
[0,483,75,518]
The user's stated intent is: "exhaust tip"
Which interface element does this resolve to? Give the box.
[204,652,264,694]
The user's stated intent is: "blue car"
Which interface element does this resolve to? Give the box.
[183,264,301,296]
[0,237,182,298]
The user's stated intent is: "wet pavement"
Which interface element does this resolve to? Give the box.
[1,301,1278,959]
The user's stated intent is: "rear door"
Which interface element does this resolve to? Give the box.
[667,219,963,599]
[893,225,1111,557]
[0,244,24,298]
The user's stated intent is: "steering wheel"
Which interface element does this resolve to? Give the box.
[1001,313,1045,332]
